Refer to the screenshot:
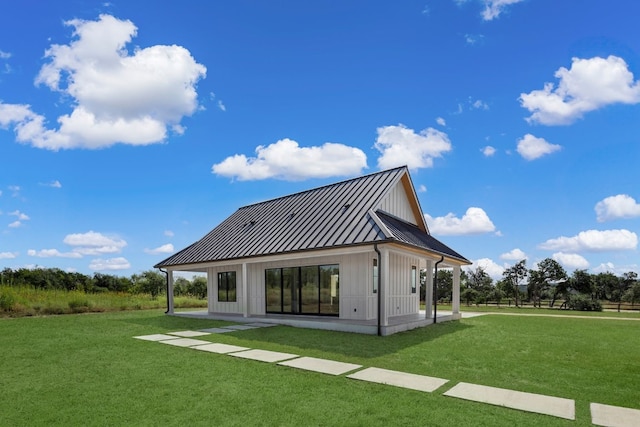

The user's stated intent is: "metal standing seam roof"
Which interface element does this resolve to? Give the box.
[155,166,468,268]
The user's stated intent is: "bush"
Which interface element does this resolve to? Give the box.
[0,288,17,312]
[68,298,91,313]
[567,294,602,311]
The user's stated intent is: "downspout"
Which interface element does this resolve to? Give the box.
[433,255,444,324]
[159,268,169,314]
[374,243,382,336]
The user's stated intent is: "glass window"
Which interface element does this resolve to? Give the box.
[217,271,237,302]
[373,258,378,294]
[320,264,339,315]
[411,266,417,294]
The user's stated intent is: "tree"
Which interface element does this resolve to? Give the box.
[132,270,166,298]
[623,281,640,308]
[187,276,207,299]
[593,272,619,301]
[569,269,595,299]
[618,272,638,312]
[502,260,527,307]
[530,258,568,308]
[465,267,493,305]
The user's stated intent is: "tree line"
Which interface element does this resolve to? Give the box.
[0,267,207,299]
[422,258,640,312]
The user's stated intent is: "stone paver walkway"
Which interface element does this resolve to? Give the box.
[229,349,299,363]
[278,356,361,375]
[134,324,638,425]
[591,403,640,427]
[444,382,575,420]
[348,367,448,393]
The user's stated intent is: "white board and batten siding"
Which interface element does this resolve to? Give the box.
[207,265,243,314]
[377,182,417,225]
[386,251,421,317]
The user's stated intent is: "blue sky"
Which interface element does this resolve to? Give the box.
[1,0,639,279]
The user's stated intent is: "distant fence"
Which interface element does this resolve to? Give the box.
[442,299,639,311]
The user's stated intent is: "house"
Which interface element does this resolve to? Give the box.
[155,166,470,335]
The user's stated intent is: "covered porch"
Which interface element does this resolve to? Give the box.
[169,308,465,336]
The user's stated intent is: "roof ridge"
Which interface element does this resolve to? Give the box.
[237,166,408,210]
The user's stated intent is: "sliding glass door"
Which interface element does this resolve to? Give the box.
[266,264,338,316]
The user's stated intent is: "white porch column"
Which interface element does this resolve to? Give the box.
[452,265,461,319]
[380,247,390,327]
[167,270,175,314]
[424,259,433,319]
[242,262,248,318]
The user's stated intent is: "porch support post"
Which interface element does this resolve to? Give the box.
[242,262,248,318]
[424,259,433,319]
[452,265,461,320]
[380,247,390,328]
[167,270,175,314]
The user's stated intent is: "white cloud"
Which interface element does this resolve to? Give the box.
[212,138,367,181]
[552,252,590,270]
[27,248,82,258]
[539,229,638,252]
[520,56,640,125]
[592,262,639,276]
[0,50,11,59]
[464,34,484,45]
[481,0,525,21]
[8,221,22,228]
[0,14,206,150]
[500,248,527,261]
[217,100,226,111]
[470,99,489,110]
[9,210,30,221]
[516,134,561,160]
[63,230,127,255]
[375,124,452,170]
[595,194,640,222]
[164,230,174,237]
[468,258,504,280]
[0,251,17,259]
[417,184,427,193]
[425,207,496,235]
[144,243,174,255]
[481,145,496,157]
[40,180,62,188]
[89,257,131,271]
[436,117,446,126]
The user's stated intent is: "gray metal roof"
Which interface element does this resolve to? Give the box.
[155,166,468,268]
[375,211,470,264]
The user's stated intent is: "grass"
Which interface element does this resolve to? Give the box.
[435,303,640,318]
[0,310,638,426]
[0,286,206,316]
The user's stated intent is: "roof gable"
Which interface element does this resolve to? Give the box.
[156,166,409,267]
[155,166,468,268]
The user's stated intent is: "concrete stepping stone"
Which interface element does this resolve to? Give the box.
[591,402,640,427]
[245,322,277,327]
[167,330,211,337]
[222,324,260,330]
[229,349,299,363]
[134,334,180,341]
[278,357,362,376]
[199,327,236,333]
[347,367,448,392]
[194,343,250,354]
[159,338,211,347]
[444,382,575,420]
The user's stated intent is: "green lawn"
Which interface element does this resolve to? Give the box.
[0,310,638,426]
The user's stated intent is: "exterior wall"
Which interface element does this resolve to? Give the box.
[377,183,416,225]
[386,250,421,318]
[208,265,243,314]
[246,252,372,320]
[204,247,423,321]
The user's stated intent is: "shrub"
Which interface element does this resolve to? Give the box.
[567,294,602,311]
[68,298,91,313]
[0,288,17,312]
